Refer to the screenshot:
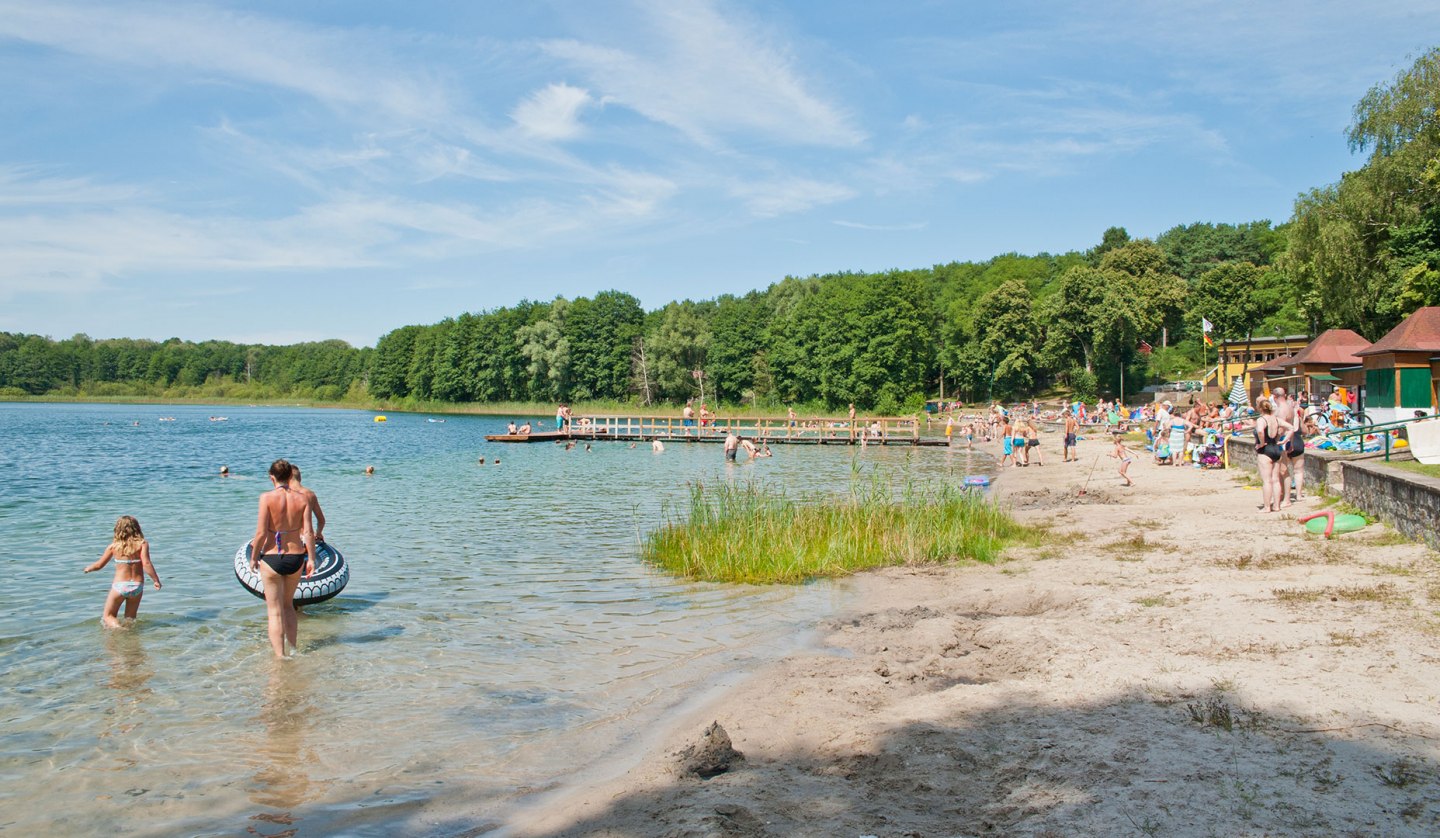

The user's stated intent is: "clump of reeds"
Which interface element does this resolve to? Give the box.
[642,478,1031,584]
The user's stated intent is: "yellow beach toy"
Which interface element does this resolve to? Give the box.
[374,415,387,422]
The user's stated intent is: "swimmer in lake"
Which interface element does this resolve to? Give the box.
[84,515,162,628]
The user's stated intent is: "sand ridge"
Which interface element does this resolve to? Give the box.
[498,451,1440,837]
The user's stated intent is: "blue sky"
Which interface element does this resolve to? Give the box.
[1,1,1435,347]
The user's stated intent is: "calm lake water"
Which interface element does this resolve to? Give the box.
[0,402,995,835]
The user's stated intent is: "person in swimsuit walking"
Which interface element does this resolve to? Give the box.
[84,515,162,628]
[1252,398,1294,513]
[289,464,326,545]
[250,459,316,658]
[1110,432,1134,486]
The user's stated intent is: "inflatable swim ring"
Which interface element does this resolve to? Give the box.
[234,540,349,605]
[963,475,992,487]
[1301,512,1367,536]
[374,415,387,422]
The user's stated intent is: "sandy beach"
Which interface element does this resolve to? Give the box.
[496,445,1440,837]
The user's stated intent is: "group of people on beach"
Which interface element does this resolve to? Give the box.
[85,459,330,659]
[947,390,1326,499]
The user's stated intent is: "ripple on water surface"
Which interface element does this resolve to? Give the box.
[0,402,995,834]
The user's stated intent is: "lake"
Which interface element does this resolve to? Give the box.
[0,402,994,835]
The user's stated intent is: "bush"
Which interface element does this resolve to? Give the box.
[1069,367,1098,401]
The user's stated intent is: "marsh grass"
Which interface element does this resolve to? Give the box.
[643,479,1035,584]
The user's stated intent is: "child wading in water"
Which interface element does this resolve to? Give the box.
[1110,433,1134,487]
[84,515,162,627]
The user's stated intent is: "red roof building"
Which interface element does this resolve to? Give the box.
[1355,308,1440,422]
[1278,328,1372,400]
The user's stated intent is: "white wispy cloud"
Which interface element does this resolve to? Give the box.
[542,0,864,148]
[833,220,928,232]
[0,0,455,123]
[728,176,855,218]
[0,165,146,205]
[511,83,595,141]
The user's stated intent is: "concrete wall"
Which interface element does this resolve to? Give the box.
[1338,461,1440,551]
[1225,437,1346,494]
[1224,436,1440,549]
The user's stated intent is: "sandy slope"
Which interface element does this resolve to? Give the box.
[496,451,1440,837]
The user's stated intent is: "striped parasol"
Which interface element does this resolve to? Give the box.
[1227,376,1250,406]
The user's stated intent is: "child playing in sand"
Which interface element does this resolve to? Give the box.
[1110,433,1134,487]
[84,515,162,628]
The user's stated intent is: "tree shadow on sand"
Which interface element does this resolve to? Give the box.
[481,684,1440,838]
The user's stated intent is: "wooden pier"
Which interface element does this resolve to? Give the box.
[486,413,949,446]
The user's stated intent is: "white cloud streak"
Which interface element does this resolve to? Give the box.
[543,0,864,148]
[511,83,595,141]
[0,0,454,123]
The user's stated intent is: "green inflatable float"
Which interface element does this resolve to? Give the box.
[1300,511,1367,537]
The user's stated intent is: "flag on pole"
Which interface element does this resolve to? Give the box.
[1203,332,1213,347]
[1201,317,1214,333]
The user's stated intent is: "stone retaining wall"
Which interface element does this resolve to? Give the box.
[1223,437,1440,549]
[1339,461,1440,551]
[1223,437,1345,494]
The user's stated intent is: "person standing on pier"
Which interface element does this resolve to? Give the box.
[682,401,696,435]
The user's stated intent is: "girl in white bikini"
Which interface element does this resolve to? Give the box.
[84,515,162,628]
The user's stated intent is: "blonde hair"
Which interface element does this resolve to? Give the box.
[1256,398,1274,414]
[112,515,145,557]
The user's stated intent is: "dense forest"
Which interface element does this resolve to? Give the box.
[4,48,1438,411]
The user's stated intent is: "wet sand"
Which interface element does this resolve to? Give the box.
[496,448,1440,837]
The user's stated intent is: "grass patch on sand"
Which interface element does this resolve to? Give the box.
[1106,532,1156,562]
[1272,583,1407,605]
[1135,595,1175,608]
[643,480,1037,584]
[1383,459,1440,480]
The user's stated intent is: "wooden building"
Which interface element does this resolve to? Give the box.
[1271,328,1371,399]
[1212,334,1310,401]
[1355,307,1440,423]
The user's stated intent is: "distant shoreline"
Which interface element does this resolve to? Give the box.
[0,395,935,421]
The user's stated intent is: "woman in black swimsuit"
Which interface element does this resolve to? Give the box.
[1252,399,1294,514]
[250,459,316,658]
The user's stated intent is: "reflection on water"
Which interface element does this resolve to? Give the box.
[0,402,997,834]
[99,629,154,771]
[250,662,320,812]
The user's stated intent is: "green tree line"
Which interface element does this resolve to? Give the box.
[4,47,1438,409]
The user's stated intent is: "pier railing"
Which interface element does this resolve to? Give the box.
[562,413,919,444]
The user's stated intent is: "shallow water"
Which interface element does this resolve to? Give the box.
[0,402,995,835]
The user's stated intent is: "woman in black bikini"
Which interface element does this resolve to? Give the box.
[1253,398,1294,514]
[250,459,316,658]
